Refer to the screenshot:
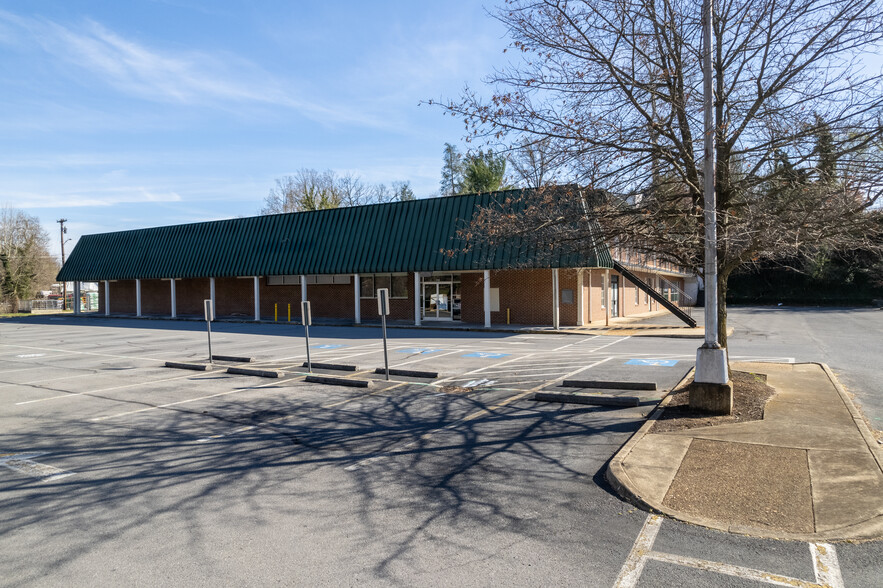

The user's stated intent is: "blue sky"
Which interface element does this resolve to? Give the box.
[1,1,509,256]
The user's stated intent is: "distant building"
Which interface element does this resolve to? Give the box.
[57,189,692,327]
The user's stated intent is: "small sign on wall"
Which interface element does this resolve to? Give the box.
[489,288,500,312]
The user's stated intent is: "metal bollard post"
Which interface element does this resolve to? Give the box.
[302,300,312,373]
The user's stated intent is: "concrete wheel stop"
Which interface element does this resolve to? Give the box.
[212,354,253,363]
[303,362,358,371]
[226,366,283,378]
[533,391,641,407]
[305,375,370,388]
[533,379,659,407]
[373,368,438,379]
[561,379,656,391]
[165,361,210,371]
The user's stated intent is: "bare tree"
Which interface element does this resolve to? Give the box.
[338,173,374,207]
[262,169,342,214]
[440,0,883,345]
[263,170,422,213]
[508,137,560,188]
[0,208,55,312]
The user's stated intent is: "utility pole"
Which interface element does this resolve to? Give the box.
[57,219,69,311]
[692,0,732,414]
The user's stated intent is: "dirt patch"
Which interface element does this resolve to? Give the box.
[662,439,815,533]
[651,371,776,433]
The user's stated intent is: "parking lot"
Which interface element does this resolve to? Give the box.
[1,314,880,586]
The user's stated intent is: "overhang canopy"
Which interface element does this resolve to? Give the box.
[57,189,613,281]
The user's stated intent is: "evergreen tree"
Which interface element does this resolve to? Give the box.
[461,149,509,194]
[440,143,464,196]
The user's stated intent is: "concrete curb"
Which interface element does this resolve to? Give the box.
[819,362,883,473]
[604,369,689,514]
[165,361,210,371]
[226,367,283,378]
[605,364,883,542]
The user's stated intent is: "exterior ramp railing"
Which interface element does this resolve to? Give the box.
[612,261,698,328]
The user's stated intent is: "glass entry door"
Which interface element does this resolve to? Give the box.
[422,280,461,321]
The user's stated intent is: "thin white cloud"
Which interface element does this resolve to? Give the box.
[4,187,182,209]
[0,10,391,128]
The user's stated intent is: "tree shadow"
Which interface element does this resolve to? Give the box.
[0,383,644,584]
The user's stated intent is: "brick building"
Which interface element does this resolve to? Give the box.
[57,190,693,328]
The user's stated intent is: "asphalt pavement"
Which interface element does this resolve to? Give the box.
[0,312,880,587]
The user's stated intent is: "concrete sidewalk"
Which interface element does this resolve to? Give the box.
[607,362,883,541]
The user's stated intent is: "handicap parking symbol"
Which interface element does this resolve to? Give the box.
[626,359,679,367]
[311,344,346,350]
[461,352,510,359]
[396,348,441,354]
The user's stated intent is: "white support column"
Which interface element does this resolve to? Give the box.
[621,277,627,317]
[170,279,177,318]
[552,269,560,330]
[253,276,260,321]
[414,273,422,326]
[209,277,216,317]
[576,270,584,326]
[136,279,142,317]
[73,282,81,315]
[483,270,491,328]
[588,270,593,324]
[300,275,307,303]
[354,273,361,324]
[605,269,610,326]
[104,280,110,316]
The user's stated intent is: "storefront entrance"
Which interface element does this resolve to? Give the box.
[422,274,461,321]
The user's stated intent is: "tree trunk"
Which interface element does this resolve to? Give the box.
[718,275,728,349]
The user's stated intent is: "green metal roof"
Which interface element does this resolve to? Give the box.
[57,189,613,281]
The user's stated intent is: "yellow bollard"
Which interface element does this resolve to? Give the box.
[275,303,278,322]
[288,303,291,323]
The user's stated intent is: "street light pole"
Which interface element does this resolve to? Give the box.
[57,219,69,311]
[693,0,732,413]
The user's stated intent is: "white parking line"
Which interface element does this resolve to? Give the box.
[614,514,844,588]
[346,356,613,472]
[14,371,216,405]
[0,342,167,364]
[433,353,537,385]
[810,543,844,588]
[91,376,305,421]
[552,336,599,351]
[0,453,75,483]
[589,336,631,353]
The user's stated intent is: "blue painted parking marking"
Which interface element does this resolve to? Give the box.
[396,348,441,354]
[626,359,679,367]
[311,344,346,350]
[461,352,511,359]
